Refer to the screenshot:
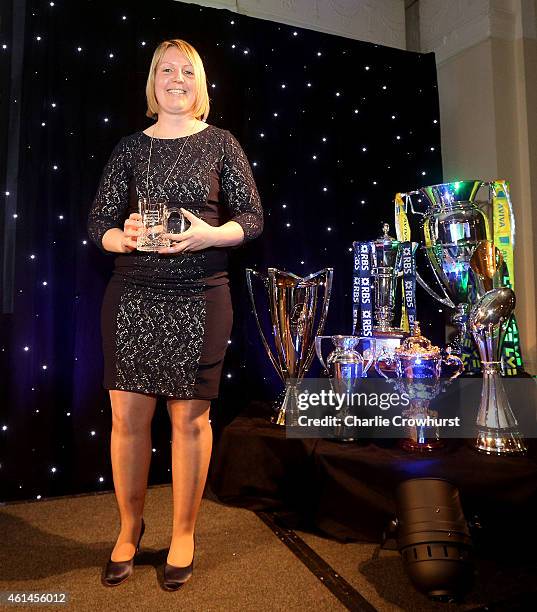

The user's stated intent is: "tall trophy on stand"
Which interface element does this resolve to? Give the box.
[353,224,417,358]
[371,224,404,337]
[246,268,333,426]
[468,279,526,455]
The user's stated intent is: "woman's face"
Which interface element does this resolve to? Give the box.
[154,47,196,118]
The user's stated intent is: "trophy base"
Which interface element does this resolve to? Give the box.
[399,438,444,453]
[332,424,359,443]
[271,382,300,427]
[373,326,406,337]
[474,429,527,455]
[271,411,286,426]
[136,238,171,252]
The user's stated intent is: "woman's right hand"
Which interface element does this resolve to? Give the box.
[122,213,142,252]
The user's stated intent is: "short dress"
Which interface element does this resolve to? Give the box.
[87,124,263,399]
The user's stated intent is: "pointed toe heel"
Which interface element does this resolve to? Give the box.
[101,518,145,587]
[163,543,195,591]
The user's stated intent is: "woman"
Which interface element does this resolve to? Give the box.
[87,39,263,590]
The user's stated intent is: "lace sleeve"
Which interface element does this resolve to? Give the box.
[221,130,263,243]
[87,137,131,253]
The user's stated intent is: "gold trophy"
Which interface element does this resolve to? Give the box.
[246,268,333,425]
[375,322,463,452]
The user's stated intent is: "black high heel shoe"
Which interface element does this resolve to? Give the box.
[163,539,195,591]
[101,518,145,587]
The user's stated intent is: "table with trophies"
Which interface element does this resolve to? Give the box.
[210,180,537,542]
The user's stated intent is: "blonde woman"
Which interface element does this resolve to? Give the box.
[88,39,263,590]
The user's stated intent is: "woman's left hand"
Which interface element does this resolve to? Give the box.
[158,208,218,254]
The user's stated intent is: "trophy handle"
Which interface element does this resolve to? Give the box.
[374,349,395,380]
[400,193,457,309]
[356,337,376,376]
[360,336,377,376]
[245,269,285,381]
[441,349,465,381]
[416,269,456,309]
[314,336,330,374]
[404,190,427,217]
[300,268,334,379]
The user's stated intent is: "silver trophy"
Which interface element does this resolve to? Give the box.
[400,181,490,354]
[315,335,375,384]
[371,223,402,333]
[246,268,333,426]
[315,335,375,441]
[469,287,526,455]
[368,224,408,356]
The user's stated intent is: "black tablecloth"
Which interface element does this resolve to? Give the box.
[209,414,537,543]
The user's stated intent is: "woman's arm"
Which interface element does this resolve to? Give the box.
[207,220,244,247]
[157,209,243,253]
[219,130,263,244]
[87,137,133,253]
[157,132,263,254]
[101,225,139,253]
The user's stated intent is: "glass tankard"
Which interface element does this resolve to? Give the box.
[136,198,186,252]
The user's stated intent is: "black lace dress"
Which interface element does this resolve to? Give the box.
[87,124,263,399]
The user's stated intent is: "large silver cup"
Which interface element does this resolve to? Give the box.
[469,287,526,455]
[403,181,490,355]
[246,268,333,426]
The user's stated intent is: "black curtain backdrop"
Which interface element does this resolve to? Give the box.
[0,0,442,502]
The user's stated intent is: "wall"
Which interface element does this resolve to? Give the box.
[176,0,406,48]
[417,0,537,373]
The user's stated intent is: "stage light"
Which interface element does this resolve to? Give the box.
[388,478,474,602]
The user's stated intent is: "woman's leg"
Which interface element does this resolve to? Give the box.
[166,398,212,566]
[109,389,157,562]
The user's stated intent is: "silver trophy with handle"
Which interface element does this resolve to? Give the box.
[398,181,491,354]
[246,268,333,426]
[315,335,375,441]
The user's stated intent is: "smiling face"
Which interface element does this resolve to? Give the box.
[154,46,196,118]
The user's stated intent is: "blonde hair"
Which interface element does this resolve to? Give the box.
[145,39,210,121]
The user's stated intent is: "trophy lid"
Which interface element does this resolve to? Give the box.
[371,223,399,251]
[374,222,398,245]
[395,322,440,358]
[370,223,400,268]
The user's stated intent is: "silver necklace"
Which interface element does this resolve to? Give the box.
[145,121,196,202]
